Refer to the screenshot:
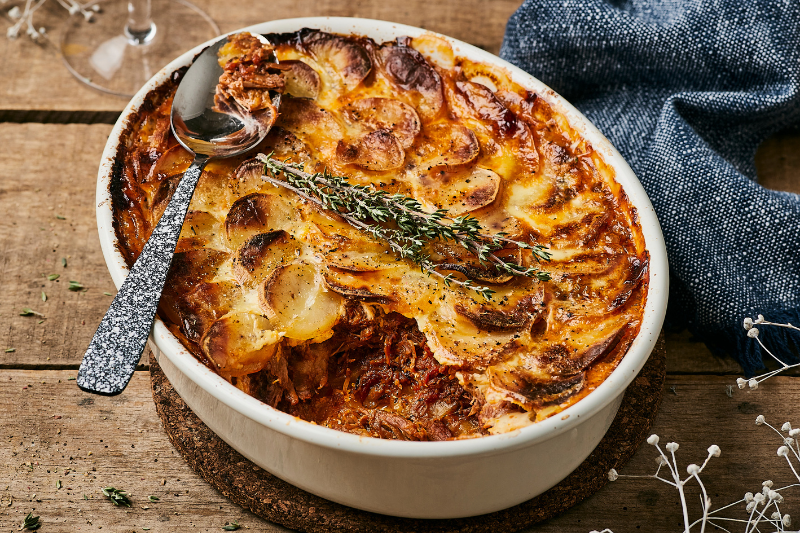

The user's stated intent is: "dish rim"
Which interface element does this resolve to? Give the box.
[95,16,669,459]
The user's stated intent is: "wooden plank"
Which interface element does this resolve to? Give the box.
[0,371,797,531]
[756,132,800,194]
[0,0,523,115]
[0,123,118,368]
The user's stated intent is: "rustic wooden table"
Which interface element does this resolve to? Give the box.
[2,1,799,531]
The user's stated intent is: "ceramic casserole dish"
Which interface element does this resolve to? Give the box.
[95,17,668,519]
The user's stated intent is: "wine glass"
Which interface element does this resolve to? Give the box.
[60,0,220,97]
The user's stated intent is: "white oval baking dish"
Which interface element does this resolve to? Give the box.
[95,17,669,519]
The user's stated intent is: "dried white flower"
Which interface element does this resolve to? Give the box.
[754,492,766,504]
[746,501,757,512]
[607,468,618,481]
[772,511,782,520]
[756,415,766,425]
[743,317,754,330]
[91,3,100,11]
[654,455,668,466]
[8,5,21,18]
[755,314,765,324]
[68,4,79,14]
[791,428,800,437]
[763,480,774,488]
[785,437,795,446]
[647,434,659,445]
[6,26,18,39]
[83,10,93,21]
[737,377,747,389]
[687,464,700,475]
[784,514,792,527]
[747,327,759,338]
[748,378,759,389]
[707,444,721,457]
[38,27,45,35]
[744,492,755,502]
[665,442,679,453]
[782,422,792,432]
[778,446,790,457]
[770,490,784,503]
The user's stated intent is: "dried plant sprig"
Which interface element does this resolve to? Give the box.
[257,154,551,300]
[737,315,800,390]
[3,0,97,41]
[599,424,799,533]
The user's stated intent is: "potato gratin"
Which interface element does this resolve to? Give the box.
[111,30,648,440]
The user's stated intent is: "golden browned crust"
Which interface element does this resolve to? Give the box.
[111,29,648,440]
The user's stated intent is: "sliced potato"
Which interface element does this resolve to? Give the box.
[176,210,223,252]
[297,29,371,92]
[225,192,296,250]
[336,130,405,171]
[201,312,281,377]
[280,59,321,99]
[415,122,479,168]
[341,98,421,149]
[417,167,500,216]
[233,230,300,287]
[259,262,344,340]
[144,144,193,184]
[378,39,444,119]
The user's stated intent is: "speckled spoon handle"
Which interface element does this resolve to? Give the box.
[77,155,209,395]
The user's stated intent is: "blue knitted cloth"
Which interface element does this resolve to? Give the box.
[500,0,800,375]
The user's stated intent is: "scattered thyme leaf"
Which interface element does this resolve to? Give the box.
[19,308,44,318]
[83,494,88,500]
[222,520,241,531]
[103,292,114,296]
[5,348,15,353]
[37,320,44,324]
[67,376,76,381]
[102,487,131,507]
[61,257,67,268]
[55,215,65,220]
[56,479,61,489]
[148,495,159,502]
[20,511,40,530]
[68,281,84,292]
[47,274,59,281]
[41,292,46,302]
[669,385,678,395]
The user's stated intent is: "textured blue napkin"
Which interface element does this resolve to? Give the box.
[500,0,800,375]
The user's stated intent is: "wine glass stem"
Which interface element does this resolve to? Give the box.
[124,0,157,45]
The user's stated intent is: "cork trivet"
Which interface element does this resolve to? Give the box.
[150,332,666,533]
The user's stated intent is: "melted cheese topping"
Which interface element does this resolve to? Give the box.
[111,30,648,439]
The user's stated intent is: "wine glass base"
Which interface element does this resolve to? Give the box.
[60,0,220,98]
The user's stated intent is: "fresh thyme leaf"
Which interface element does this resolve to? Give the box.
[83,494,87,500]
[37,320,44,324]
[56,479,61,489]
[68,281,84,292]
[103,292,114,296]
[55,215,66,220]
[102,487,132,507]
[19,308,44,318]
[148,495,159,502]
[222,520,241,531]
[257,154,551,300]
[41,292,46,302]
[47,274,59,281]
[5,348,15,353]
[61,257,67,268]
[20,511,40,530]
[68,376,76,381]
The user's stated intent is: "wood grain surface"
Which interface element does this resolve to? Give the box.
[1,0,799,530]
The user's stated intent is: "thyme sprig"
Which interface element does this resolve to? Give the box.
[256,154,550,300]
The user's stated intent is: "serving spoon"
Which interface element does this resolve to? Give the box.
[77,34,281,395]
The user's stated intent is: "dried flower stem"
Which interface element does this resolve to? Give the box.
[737,315,800,390]
[257,154,551,299]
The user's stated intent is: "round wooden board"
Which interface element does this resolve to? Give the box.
[150,333,666,533]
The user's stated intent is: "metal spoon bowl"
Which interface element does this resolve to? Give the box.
[77,33,280,395]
